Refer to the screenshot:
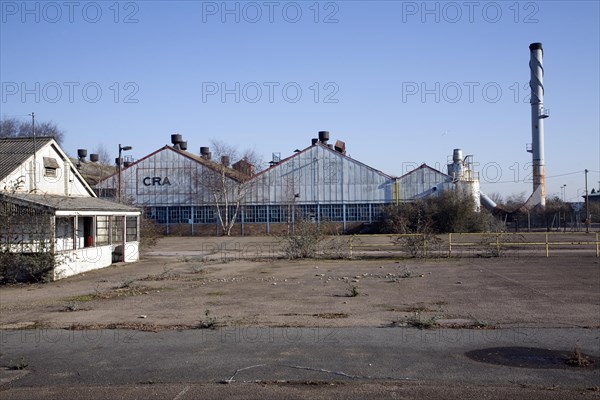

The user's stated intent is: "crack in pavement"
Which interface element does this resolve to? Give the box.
[172,385,190,400]
[220,364,417,384]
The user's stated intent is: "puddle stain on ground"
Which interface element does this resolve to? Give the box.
[465,346,598,369]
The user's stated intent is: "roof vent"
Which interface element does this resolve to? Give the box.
[318,131,329,144]
[221,155,230,167]
[90,154,99,163]
[77,149,87,162]
[334,140,346,154]
[179,141,188,151]
[311,138,319,146]
[171,134,182,145]
[200,147,210,159]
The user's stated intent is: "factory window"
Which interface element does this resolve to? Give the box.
[255,206,268,223]
[169,207,191,224]
[241,206,255,223]
[96,216,109,246]
[205,207,215,223]
[269,205,288,223]
[193,207,205,223]
[298,205,317,222]
[193,206,216,224]
[371,204,384,219]
[320,205,330,221]
[151,207,168,224]
[226,206,242,223]
[331,205,343,221]
[346,204,358,222]
[357,204,371,221]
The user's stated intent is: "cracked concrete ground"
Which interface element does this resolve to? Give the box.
[1,236,599,398]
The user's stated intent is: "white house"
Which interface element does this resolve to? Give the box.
[0,136,141,281]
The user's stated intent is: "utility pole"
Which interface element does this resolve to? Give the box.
[585,169,590,233]
[30,112,37,192]
[117,144,132,203]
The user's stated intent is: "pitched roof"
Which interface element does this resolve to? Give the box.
[250,142,392,181]
[97,145,249,184]
[0,136,55,180]
[396,163,451,180]
[1,192,140,213]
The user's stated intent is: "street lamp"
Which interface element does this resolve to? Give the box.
[117,144,132,203]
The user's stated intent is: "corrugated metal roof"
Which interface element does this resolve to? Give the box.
[0,137,55,180]
[1,192,140,213]
[96,145,249,185]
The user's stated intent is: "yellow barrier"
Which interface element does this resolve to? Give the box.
[348,232,600,258]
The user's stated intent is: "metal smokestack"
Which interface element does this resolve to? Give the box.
[529,42,548,207]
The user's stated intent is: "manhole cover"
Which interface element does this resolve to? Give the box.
[465,346,598,369]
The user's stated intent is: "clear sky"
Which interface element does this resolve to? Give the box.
[1,0,599,202]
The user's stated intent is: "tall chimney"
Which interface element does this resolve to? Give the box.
[529,42,548,207]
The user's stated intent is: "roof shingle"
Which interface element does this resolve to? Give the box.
[0,137,55,180]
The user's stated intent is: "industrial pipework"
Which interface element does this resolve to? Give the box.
[528,42,548,207]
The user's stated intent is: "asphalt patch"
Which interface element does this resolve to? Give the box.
[465,346,598,369]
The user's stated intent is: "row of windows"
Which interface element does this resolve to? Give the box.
[146,204,385,224]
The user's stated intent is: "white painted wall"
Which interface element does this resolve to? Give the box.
[53,245,113,280]
[123,241,139,262]
[1,140,93,197]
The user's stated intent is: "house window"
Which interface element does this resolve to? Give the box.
[111,216,124,244]
[96,216,109,245]
[43,157,60,177]
[126,216,138,241]
[55,217,74,251]
[45,167,57,177]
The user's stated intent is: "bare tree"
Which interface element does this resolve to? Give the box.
[504,192,527,212]
[487,192,504,206]
[0,117,65,144]
[198,140,262,236]
[93,143,112,164]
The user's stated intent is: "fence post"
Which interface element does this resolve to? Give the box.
[545,232,549,257]
[349,235,354,259]
[496,233,500,256]
[423,234,427,257]
[596,232,599,258]
[448,233,452,257]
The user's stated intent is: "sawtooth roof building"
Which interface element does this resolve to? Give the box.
[96,132,480,236]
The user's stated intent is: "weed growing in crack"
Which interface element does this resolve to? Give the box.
[8,357,28,370]
[199,309,218,329]
[405,313,437,329]
[566,341,592,367]
[346,284,359,297]
[401,269,413,278]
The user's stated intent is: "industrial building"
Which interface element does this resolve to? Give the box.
[95,131,482,235]
[0,137,141,281]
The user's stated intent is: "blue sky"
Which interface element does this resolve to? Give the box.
[1,0,599,202]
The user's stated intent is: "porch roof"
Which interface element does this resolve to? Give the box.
[1,193,140,214]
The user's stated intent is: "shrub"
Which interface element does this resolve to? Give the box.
[0,252,55,283]
[279,219,323,259]
[379,191,485,234]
